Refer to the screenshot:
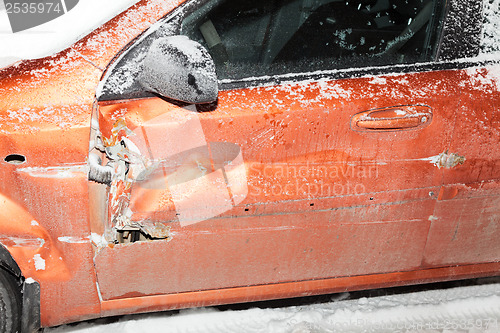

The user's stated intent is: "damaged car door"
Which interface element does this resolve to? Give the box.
[87,0,499,301]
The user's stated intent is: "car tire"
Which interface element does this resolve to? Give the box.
[0,268,22,333]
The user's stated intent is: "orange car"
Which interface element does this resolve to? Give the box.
[1,0,499,331]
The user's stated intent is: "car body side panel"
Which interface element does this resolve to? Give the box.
[0,150,102,327]
[424,64,500,265]
[93,68,464,300]
[95,196,436,300]
[0,42,103,328]
[0,0,187,327]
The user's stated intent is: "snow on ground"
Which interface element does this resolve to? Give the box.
[46,279,500,333]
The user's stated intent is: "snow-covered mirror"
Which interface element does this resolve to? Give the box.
[139,35,218,104]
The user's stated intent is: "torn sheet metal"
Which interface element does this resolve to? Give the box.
[91,103,248,242]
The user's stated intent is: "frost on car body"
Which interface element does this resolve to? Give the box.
[0,0,499,330]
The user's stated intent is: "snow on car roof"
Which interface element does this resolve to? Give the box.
[0,0,140,68]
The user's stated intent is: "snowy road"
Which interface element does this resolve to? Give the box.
[46,278,500,333]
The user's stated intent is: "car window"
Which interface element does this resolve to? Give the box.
[98,0,454,101]
[181,0,446,80]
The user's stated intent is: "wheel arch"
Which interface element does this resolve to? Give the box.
[0,195,44,332]
[0,243,41,333]
[0,242,22,279]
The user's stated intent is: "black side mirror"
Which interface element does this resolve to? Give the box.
[139,35,218,104]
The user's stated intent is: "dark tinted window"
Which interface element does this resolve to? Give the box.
[182,0,445,80]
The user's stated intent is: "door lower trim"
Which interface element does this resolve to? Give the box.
[100,262,500,317]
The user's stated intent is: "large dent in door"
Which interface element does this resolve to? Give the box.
[92,103,248,241]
